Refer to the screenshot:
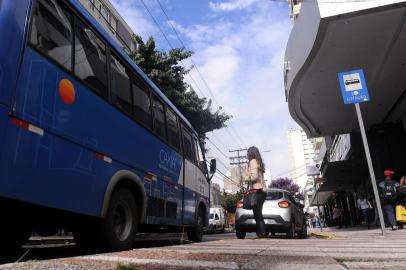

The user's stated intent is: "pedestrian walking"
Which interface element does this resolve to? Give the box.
[357,193,372,229]
[243,146,267,237]
[378,170,399,230]
[398,176,406,206]
[332,204,342,228]
[311,215,316,228]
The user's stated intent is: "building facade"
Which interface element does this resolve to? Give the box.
[284,0,406,226]
[210,183,222,207]
[223,167,245,194]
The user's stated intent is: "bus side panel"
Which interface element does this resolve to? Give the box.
[0,116,99,216]
[0,0,31,107]
[10,48,184,223]
[182,161,210,225]
[182,159,196,225]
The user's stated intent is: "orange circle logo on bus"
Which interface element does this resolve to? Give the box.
[59,79,76,105]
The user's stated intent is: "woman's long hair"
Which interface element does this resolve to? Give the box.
[247,146,265,173]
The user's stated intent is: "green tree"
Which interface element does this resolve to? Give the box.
[129,35,231,138]
[221,190,243,213]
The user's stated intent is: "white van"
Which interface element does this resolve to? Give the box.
[208,207,226,233]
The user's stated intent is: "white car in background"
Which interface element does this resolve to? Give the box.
[207,207,226,233]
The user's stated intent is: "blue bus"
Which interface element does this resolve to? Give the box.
[0,0,216,250]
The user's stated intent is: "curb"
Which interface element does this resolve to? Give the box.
[310,232,343,239]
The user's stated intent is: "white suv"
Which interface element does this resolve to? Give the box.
[235,188,306,239]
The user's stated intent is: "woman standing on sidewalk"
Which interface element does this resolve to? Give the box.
[357,193,372,229]
[244,146,267,237]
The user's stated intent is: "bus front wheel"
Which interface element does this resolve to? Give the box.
[0,222,31,251]
[187,207,204,242]
[100,188,139,250]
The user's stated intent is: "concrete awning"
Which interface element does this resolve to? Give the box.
[310,189,332,206]
[285,0,406,137]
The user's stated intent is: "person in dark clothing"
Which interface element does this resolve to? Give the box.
[399,176,406,206]
[244,146,267,237]
[378,170,399,230]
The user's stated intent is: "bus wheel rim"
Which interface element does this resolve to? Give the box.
[113,203,132,241]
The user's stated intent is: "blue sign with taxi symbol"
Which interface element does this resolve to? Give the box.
[338,69,370,104]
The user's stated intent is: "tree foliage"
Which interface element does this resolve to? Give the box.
[129,35,231,138]
[269,177,300,194]
[221,191,243,213]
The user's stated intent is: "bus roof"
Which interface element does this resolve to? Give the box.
[67,0,195,133]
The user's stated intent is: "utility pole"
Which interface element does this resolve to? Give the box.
[229,148,248,191]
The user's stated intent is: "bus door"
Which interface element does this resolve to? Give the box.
[181,126,197,225]
[193,135,209,203]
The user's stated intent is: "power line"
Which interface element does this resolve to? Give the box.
[137,0,245,160]
[207,156,230,171]
[209,132,230,151]
[205,160,240,189]
[154,0,247,149]
[271,164,309,179]
[206,138,229,160]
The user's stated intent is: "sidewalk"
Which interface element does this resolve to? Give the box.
[308,225,394,239]
[4,228,406,269]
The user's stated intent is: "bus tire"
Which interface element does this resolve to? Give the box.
[0,224,31,251]
[0,215,32,252]
[187,207,204,242]
[100,188,138,250]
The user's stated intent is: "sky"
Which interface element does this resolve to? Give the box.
[110,0,300,189]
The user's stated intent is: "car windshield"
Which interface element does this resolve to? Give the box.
[209,213,214,219]
[266,191,283,200]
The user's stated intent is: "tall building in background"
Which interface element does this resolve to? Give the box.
[78,0,137,52]
[264,168,272,188]
[287,129,317,189]
[210,183,222,207]
[223,167,245,194]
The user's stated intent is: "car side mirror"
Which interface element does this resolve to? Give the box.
[299,203,304,209]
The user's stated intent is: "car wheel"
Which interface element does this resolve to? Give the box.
[298,220,307,239]
[187,207,204,242]
[236,227,246,239]
[286,220,295,239]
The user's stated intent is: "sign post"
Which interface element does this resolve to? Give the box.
[338,69,386,236]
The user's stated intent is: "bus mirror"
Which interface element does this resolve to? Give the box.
[209,159,216,175]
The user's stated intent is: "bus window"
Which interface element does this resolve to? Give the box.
[132,75,151,128]
[74,18,108,99]
[182,127,195,162]
[194,136,206,172]
[166,108,180,151]
[152,95,166,140]
[29,0,73,70]
[110,54,132,115]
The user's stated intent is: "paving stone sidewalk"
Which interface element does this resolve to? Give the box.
[3,227,406,270]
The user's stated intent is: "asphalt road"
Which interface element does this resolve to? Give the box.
[0,232,240,264]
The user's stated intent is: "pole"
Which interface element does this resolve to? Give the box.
[316,184,322,232]
[355,103,386,236]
